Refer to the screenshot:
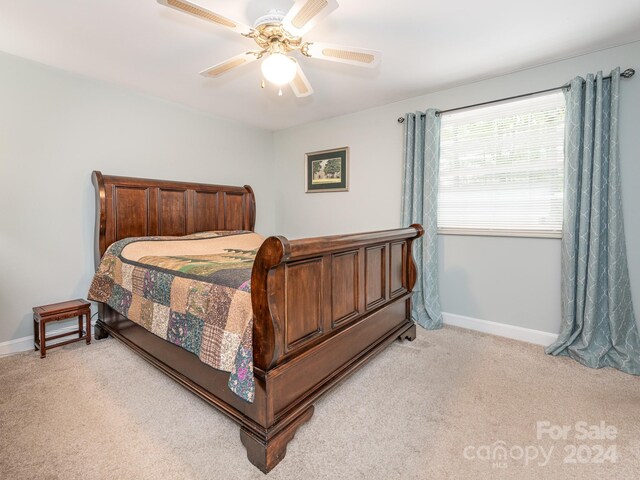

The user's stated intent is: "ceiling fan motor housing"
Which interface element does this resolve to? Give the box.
[251,10,303,54]
[253,10,286,28]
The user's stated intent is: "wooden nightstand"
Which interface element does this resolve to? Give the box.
[33,299,91,358]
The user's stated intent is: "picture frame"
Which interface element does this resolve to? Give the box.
[305,147,349,193]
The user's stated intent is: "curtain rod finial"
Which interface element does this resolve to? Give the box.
[397,117,405,123]
[621,68,635,79]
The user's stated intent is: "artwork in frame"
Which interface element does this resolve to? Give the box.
[305,147,349,193]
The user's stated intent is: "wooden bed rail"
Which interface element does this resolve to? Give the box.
[251,224,424,371]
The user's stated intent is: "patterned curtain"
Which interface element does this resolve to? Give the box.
[401,110,443,330]
[545,68,640,374]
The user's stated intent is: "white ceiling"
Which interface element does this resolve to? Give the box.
[1,0,640,131]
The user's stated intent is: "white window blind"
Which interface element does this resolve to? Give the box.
[438,91,566,237]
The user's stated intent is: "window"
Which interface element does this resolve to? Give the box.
[438,92,566,237]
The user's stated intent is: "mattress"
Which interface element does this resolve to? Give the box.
[88,230,264,402]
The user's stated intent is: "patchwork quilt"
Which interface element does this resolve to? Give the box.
[87,230,264,403]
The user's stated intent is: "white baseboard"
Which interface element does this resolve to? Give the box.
[1,313,557,356]
[0,321,96,357]
[442,312,558,346]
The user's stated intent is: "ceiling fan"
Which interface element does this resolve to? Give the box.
[157,0,381,97]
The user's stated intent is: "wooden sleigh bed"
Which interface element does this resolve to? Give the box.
[91,171,423,473]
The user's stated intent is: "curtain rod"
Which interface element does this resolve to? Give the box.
[397,68,635,123]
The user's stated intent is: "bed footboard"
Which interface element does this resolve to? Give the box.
[247,224,423,471]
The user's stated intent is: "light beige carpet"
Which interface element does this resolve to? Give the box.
[1,326,639,480]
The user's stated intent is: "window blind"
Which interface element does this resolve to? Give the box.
[438,91,566,237]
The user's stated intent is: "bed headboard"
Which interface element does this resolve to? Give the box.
[92,171,256,267]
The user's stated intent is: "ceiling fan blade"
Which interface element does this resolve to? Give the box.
[157,0,255,36]
[282,0,339,37]
[290,63,313,97]
[200,52,258,78]
[304,42,381,68]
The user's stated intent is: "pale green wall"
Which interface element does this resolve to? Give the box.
[2,41,639,345]
[0,51,275,343]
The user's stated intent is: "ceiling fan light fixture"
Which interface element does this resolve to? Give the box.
[261,53,297,86]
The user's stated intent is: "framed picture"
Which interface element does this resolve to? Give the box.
[305,147,349,193]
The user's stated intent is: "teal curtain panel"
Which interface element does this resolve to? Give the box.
[546,68,640,374]
[401,110,443,330]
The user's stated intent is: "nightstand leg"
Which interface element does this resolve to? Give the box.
[78,315,83,339]
[39,321,46,358]
[86,312,91,345]
[33,314,38,351]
